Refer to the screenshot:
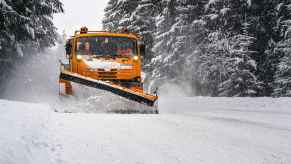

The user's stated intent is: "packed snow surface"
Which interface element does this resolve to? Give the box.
[1,97,291,164]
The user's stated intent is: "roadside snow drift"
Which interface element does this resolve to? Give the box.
[0,100,52,164]
[1,97,291,164]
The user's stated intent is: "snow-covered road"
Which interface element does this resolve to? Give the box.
[1,98,291,164]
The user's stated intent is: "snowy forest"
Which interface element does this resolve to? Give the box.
[0,0,63,86]
[103,0,291,97]
[1,0,291,97]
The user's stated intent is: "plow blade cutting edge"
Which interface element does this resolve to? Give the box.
[59,70,158,107]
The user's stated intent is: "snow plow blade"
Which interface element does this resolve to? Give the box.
[60,70,158,107]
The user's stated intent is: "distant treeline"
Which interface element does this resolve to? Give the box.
[103,0,291,97]
[0,0,63,84]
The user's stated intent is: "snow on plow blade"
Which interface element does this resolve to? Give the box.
[60,70,158,107]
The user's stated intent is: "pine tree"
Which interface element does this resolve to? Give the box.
[273,42,291,96]
[0,0,63,84]
[103,0,139,31]
[204,0,251,34]
[196,0,261,96]
[195,31,230,96]
[218,34,262,96]
[149,0,207,92]
[273,2,291,96]
[103,0,120,31]
[0,0,63,56]
[247,0,286,96]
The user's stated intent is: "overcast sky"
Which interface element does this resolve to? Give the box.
[53,0,109,36]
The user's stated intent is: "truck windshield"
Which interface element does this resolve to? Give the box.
[76,36,137,57]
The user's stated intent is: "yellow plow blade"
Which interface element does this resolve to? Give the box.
[60,70,158,108]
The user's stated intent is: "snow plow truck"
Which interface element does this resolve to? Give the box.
[59,27,158,114]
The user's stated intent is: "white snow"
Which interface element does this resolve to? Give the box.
[247,0,252,7]
[82,58,133,70]
[1,97,291,164]
[0,0,13,10]
[16,43,24,57]
[220,7,230,15]
[0,100,52,164]
[205,0,219,10]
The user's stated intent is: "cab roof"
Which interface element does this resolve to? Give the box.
[74,31,140,40]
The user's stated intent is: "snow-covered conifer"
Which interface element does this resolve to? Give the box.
[273,3,291,96]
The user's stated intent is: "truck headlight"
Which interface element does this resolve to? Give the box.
[133,56,139,61]
[76,55,82,60]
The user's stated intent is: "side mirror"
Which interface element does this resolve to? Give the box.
[65,42,72,56]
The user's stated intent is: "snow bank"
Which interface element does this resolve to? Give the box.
[159,97,291,144]
[0,100,52,164]
[159,97,291,114]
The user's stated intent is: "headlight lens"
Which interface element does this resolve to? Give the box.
[76,55,82,60]
[133,56,139,61]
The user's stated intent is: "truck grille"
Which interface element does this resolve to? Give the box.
[98,70,117,79]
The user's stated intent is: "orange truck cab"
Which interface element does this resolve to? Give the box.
[66,27,145,84]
